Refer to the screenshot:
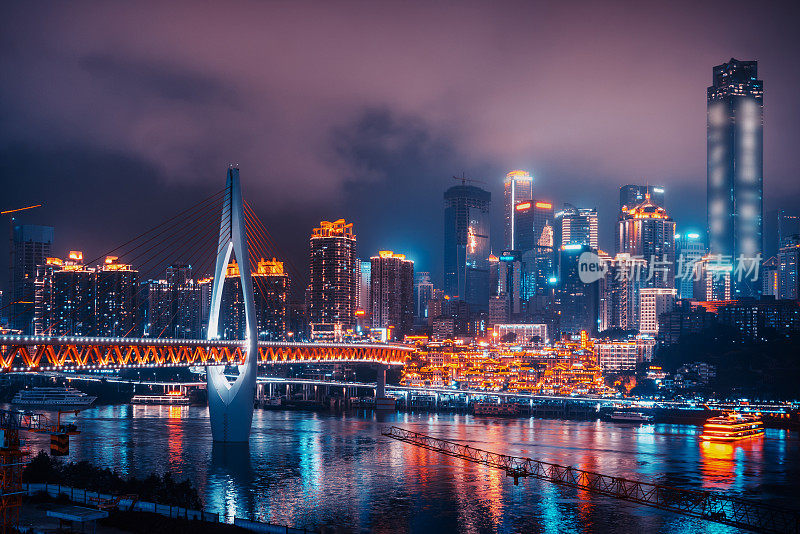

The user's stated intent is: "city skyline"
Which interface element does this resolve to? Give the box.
[2,2,800,287]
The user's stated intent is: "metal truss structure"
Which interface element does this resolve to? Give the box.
[381,426,800,534]
[0,336,411,372]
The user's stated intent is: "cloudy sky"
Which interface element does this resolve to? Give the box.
[2,0,799,291]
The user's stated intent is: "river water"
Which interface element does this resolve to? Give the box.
[18,405,800,533]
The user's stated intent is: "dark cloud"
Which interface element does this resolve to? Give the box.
[1,0,799,288]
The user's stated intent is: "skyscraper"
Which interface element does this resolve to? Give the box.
[707,58,763,296]
[220,259,289,340]
[370,250,414,339]
[619,185,665,211]
[556,204,598,249]
[356,259,371,314]
[778,236,800,300]
[444,184,491,311]
[414,271,434,319]
[618,195,676,289]
[675,232,707,299]
[558,244,599,335]
[95,256,138,337]
[11,224,53,333]
[515,200,555,298]
[503,170,533,250]
[34,251,95,336]
[308,219,357,341]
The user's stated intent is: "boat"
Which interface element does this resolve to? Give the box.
[11,386,97,409]
[131,391,190,406]
[700,412,764,441]
[610,411,653,423]
[474,402,521,416]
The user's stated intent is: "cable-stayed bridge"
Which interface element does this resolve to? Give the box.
[1,168,411,441]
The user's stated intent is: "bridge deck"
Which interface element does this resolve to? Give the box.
[0,336,411,371]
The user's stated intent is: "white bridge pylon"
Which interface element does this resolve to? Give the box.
[206,167,258,442]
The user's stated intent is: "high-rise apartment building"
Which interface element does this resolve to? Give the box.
[34,251,95,336]
[707,58,763,296]
[308,219,357,341]
[144,264,204,339]
[639,288,677,336]
[496,250,524,320]
[444,184,491,311]
[370,250,414,339]
[356,259,371,314]
[503,170,533,250]
[11,224,53,333]
[221,259,289,340]
[95,256,138,337]
[618,194,676,288]
[619,185,665,211]
[598,253,647,332]
[693,255,733,301]
[778,236,800,300]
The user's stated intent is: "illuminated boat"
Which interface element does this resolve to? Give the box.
[700,412,764,441]
[131,390,190,406]
[610,411,653,423]
[12,386,97,409]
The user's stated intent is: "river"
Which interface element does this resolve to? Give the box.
[17,405,800,533]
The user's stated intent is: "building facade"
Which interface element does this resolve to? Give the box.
[503,170,533,250]
[11,224,54,333]
[370,250,414,339]
[444,185,491,311]
[639,288,677,336]
[707,58,763,296]
[308,219,357,341]
[618,194,676,289]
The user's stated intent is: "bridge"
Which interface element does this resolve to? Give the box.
[2,168,412,442]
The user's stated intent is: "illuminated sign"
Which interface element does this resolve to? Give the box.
[562,244,582,251]
[355,310,366,317]
[515,202,531,211]
[687,233,700,239]
[535,202,552,209]
[653,187,664,193]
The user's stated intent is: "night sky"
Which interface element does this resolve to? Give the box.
[2,1,799,292]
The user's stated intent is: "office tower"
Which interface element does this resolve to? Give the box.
[356,259,371,314]
[515,200,555,297]
[675,232,707,299]
[558,244,599,335]
[556,204,598,249]
[496,250,524,320]
[707,58,763,296]
[503,170,533,250]
[639,288,677,336]
[34,251,95,336]
[598,253,647,332]
[308,219,357,341]
[778,236,800,300]
[761,256,779,297]
[618,194,676,288]
[95,256,138,337]
[619,185,665,211]
[414,271,434,319]
[443,184,491,311]
[11,224,53,333]
[778,211,800,249]
[370,250,414,339]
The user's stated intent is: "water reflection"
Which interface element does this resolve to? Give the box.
[15,405,798,533]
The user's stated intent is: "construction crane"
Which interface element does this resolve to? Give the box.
[452,173,486,187]
[0,409,79,534]
[382,426,800,534]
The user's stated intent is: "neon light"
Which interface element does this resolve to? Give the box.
[535,202,552,209]
[515,202,531,211]
[562,244,582,251]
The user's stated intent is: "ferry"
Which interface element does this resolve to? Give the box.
[610,411,653,423]
[700,412,764,441]
[12,386,97,409]
[131,391,190,406]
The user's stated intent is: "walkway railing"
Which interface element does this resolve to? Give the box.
[382,426,800,534]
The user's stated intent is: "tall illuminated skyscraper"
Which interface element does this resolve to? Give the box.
[503,170,533,250]
[707,58,763,296]
[444,184,491,311]
[308,219,357,341]
[618,195,676,289]
[370,250,414,339]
